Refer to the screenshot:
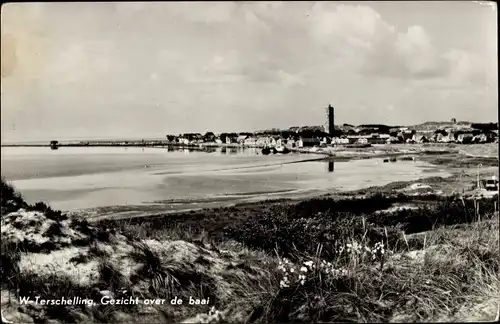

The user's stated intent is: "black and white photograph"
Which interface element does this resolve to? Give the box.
[1,1,498,323]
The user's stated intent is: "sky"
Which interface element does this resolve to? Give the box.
[1,1,497,143]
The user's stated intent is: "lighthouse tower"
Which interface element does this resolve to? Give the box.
[325,104,335,136]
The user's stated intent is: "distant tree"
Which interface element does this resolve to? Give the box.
[203,132,216,142]
[471,123,498,132]
[434,129,448,136]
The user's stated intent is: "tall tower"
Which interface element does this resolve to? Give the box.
[328,104,335,136]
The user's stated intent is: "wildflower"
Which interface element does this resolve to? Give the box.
[300,266,308,273]
[300,279,305,285]
[290,268,295,273]
[304,261,313,267]
[280,280,289,288]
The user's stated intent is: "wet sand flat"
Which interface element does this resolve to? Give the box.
[1,146,450,214]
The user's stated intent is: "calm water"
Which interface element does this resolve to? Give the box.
[1,146,448,214]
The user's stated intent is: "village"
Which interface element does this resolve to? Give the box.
[163,121,499,148]
[68,120,498,150]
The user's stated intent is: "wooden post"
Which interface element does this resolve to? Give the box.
[477,200,481,222]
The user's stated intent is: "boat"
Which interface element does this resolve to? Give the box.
[275,146,291,154]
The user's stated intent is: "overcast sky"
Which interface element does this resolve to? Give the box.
[1,1,497,142]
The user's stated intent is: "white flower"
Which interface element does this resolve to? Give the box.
[304,261,313,267]
[300,266,308,273]
[300,280,305,285]
[290,268,295,273]
[280,280,289,288]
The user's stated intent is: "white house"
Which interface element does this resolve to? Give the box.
[285,139,296,148]
[237,135,249,144]
[179,138,190,145]
[256,136,271,147]
[473,134,488,143]
[244,137,257,146]
[357,138,369,144]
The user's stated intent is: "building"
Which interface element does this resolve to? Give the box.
[271,135,282,147]
[386,136,401,144]
[472,134,488,143]
[244,137,257,146]
[368,133,389,144]
[357,137,369,144]
[256,136,271,147]
[332,137,349,145]
[237,135,249,144]
[225,135,239,144]
[298,137,321,147]
[457,133,474,144]
[285,138,296,148]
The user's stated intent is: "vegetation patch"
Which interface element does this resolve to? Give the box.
[1,176,498,323]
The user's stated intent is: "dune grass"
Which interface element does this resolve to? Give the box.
[1,178,499,323]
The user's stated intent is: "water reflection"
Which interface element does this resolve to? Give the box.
[164,145,259,156]
[328,161,334,172]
